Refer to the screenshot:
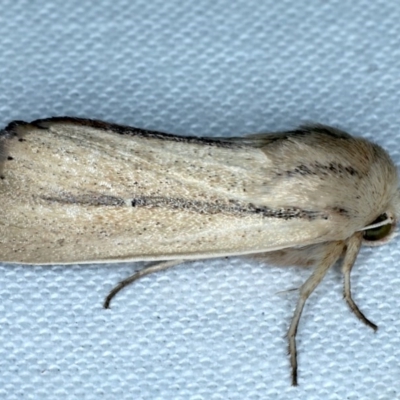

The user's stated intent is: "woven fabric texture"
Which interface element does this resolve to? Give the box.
[1,1,400,398]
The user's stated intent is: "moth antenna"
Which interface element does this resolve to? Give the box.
[359,216,394,231]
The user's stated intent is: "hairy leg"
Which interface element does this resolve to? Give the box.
[104,260,183,308]
[288,241,345,385]
[342,233,377,330]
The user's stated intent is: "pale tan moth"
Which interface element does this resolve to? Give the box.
[0,117,399,385]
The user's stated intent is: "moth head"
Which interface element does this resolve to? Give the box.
[360,189,400,246]
[360,213,395,246]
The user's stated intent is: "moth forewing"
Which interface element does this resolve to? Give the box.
[0,117,399,385]
[0,118,370,264]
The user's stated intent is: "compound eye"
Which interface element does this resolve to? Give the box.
[363,214,394,243]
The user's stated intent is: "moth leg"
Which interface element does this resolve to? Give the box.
[342,233,377,331]
[288,241,344,386]
[104,260,182,309]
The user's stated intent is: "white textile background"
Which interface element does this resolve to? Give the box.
[1,1,400,399]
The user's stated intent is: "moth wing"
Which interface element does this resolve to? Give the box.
[0,118,396,264]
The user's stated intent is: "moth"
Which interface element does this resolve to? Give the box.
[0,117,399,385]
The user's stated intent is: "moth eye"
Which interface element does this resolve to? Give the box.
[363,214,393,242]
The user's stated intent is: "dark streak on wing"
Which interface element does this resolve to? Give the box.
[40,192,328,221]
[130,196,327,221]
[41,193,126,207]
[329,206,350,216]
[3,117,242,149]
[283,162,361,178]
